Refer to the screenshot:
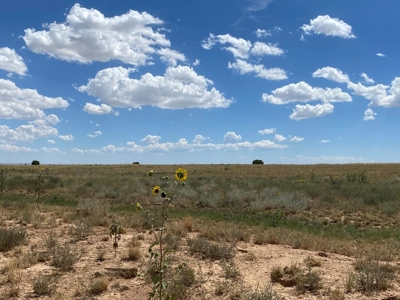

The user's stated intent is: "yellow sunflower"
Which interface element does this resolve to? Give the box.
[40,166,45,171]
[175,168,187,182]
[152,186,161,195]
[136,203,142,212]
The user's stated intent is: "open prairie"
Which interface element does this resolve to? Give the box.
[0,163,400,299]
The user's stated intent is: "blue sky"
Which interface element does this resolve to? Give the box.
[0,0,399,164]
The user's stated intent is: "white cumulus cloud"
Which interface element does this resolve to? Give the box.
[364,108,377,121]
[42,147,65,154]
[376,53,385,57]
[258,128,276,135]
[347,79,400,107]
[319,139,330,143]
[0,124,58,143]
[254,28,271,38]
[0,79,69,120]
[58,134,74,141]
[312,66,350,83]
[193,134,208,144]
[0,144,37,152]
[78,66,232,109]
[71,147,101,154]
[289,136,304,142]
[301,15,356,38]
[87,131,102,138]
[250,42,284,56]
[228,59,287,81]
[83,103,113,115]
[0,47,28,76]
[141,135,161,144]
[224,131,242,142]
[23,4,183,67]
[48,139,55,144]
[201,33,252,59]
[290,103,334,121]
[274,134,286,142]
[360,73,375,85]
[262,81,351,104]
[76,137,288,154]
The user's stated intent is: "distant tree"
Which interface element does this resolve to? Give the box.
[31,160,40,165]
[132,162,140,164]
[252,159,264,165]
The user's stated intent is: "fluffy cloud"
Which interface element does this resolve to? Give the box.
[71,147,101,154]
[87,131,102,138]
[141,135,161,144]
[78,66,232,109]
[258,128,276,135]
[262,81,351,104]
[289,136,304,142]
[0,144,37,152]
[228,59,287,80]
[364,108,377,121]
[313,66,400,108]
[192,59,200,66]
[0,47,28,76]
[157,48,186,66]
[224,132,242,142]
[301,15,356,38]
[201,34,252,59]
[376,53,385,57]
[319,139,330,143]
[360,73,375,85]
[202,33,284,59]
[202,33,286,81]
[83,103,113,115]
[41,147,65,154]
[48,139,55,144]
[289,103,334,120]
[76,138,288,154]
[0,123,58,142]
[312,66,350,83]
[274,134,286,142]
[23,4,183,66]
[347,80,400,107]
[254,28,271,38]
[58,134,74,141]
[0,79,69,120]
[250,42,284,56]
[193,134,208,144]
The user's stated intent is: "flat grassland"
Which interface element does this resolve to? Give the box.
[0,163,400,299]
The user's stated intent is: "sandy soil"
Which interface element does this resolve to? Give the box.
[0,213,399,300]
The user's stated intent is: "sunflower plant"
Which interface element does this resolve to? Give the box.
[137,167,188,300]
[34,166,45,210]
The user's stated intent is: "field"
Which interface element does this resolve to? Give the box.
[0,163,400,299]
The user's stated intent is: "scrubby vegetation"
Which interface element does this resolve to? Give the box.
[0,163,399,298]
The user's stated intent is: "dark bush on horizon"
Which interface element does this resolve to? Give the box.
[31,160,40,165]
[132,162,140,164]
[252,159,264,165]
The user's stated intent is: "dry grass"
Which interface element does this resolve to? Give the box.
[88,276,109,295]
[127,246,141,261]
[1,163,400,298]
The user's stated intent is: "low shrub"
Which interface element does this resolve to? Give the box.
[0,228,26,252]
[187,237,235,260]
